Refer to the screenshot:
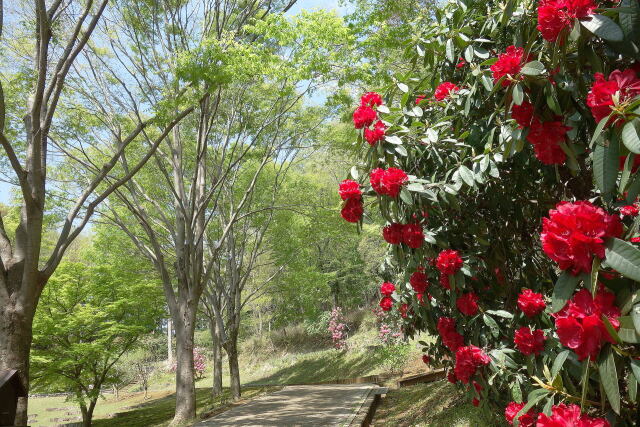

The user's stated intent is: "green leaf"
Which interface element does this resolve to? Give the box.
[511,381,522,403]
[619,316,640,343]
[446,39,455,62]
[622,120,640,154]
[395,145,408,157]
[604,238,640,282]
[483,314,499,338]
[632,304,640,335]
[516,389,549,422]
[385,135,403,145]
[631,359,640,383]
[512,84,524,105]
[597,346,620,414]
[520,61,545,76]
[458,165,475,187]
[485,310,513,319]
[552,350,570,378]
[591,115,611,145]
[397,82,409,93]
[581,14,624,41]
[593,139,619,196]
[399,187,413,205]
[552,272,581,313]
[350,166,359,180]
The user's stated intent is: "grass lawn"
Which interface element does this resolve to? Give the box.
[373,380,498,427]
[29,386,273,427]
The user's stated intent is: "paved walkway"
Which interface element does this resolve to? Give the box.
[197,383,377,426]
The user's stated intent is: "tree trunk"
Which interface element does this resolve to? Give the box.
[167,317,173,365]
[80,399,97,427]
[209,318,223,398]
[0,300,35,426]
[224,329,241,401]
[170,308,197,426]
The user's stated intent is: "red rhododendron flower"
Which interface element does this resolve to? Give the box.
[402,223,424,249]
[472,398,480,407]
[440,274,451,290]
[380,167,408,197]
[537,403,610,426]
[353,105,377,129]
[410,270,429,294]
[505,402,536,427]
[632,237,640,243]
[370,168,384,194]
[517,289,546,317]
[511,101,535,128]
[341,198,363,223]
[380,282,395,296]
[555,287,621,360]
[526,119,569,165]
[537,0,596,42]
[456,293,479,316]
[422,354,430,364]
[437,317,464,353]
[379,296,393,311]
[447,370,457,383]
[364,120,387,146]
[620,204,639,217]
[434,82,460,101]
[456,57,466,69]
[454,345,491,384]
[338,179,361,201]
[587,69,640,125]
[399,303,409,318]
[541,201,622,275]
[436,249,463,275]
[361,92,383,107]
[383,223,404,245]
[415,95,426,105]
[491,46,527,87]
[514,326,546,356]
[472,381,482,393]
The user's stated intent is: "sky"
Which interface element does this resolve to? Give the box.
[0,0,349,206]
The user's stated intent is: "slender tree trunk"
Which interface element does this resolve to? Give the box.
[0,298,36,426]
[209,318,223,398]
[80,399,97,427]
[167,317,173,365]
[171,306,197,426]
[224,328,241,401]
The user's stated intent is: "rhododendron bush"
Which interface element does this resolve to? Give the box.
[342,0,640,423]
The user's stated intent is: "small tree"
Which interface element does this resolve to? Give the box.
[30,260,162,427]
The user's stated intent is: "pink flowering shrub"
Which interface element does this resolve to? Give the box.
[328,307,349,350]
[170,347,207,380]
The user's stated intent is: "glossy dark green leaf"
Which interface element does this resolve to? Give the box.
[520,61,545,76]
[592,139,619,196]
[597,346,620,414]
[552,271,581,313]
[581,14,624,41]
[604,238,640,282]
[622,119,640,154]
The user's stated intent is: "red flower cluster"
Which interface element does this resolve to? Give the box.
[541,201,622,275]
[436,249,463,275]
[517,289,546,317]
[511,101,535,128]
[620,204,639,217]
[526,119,570,165]
[422,354,430,364]
[514,326,546,356]
[454,345,490,384]
[410,270,429,293]
[491,46,527,87]
[338,179,361,201]
[370,167,408,198]
[437,317,464,353]
[364,120,387,146]
[505,402,536,427]
[399,303,409,318]
[555,287,620,360]
[379,296,393,311]
[587,69,640,125]
[380,282,395,296]
[361,92,383,107]
[339,179,363,223]
[456,292,479,316]
[537,403,610,426]
[353,105,377,129]
[456,57,466,69]
[537,0,596,42]
[415,95,426,105]
[434,82,460,101]
[341,199,363,223]
[382,223,424,248]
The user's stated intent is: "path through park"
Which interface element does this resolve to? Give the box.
[197,383,380,426]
